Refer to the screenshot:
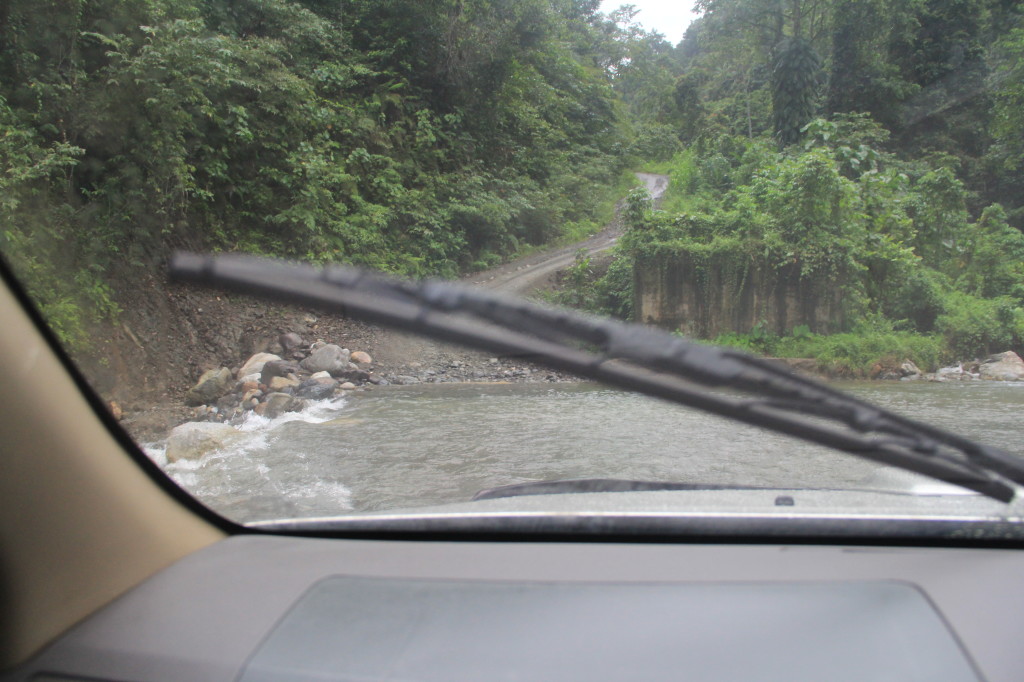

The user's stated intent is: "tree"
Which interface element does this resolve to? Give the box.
[770,36,820,146]
[827,0,917,126]
[691,0,828,146]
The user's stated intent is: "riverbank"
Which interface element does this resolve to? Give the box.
[116,302,583,443]
[120,290,1024,448]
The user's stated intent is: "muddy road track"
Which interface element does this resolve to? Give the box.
[467,172,668,294]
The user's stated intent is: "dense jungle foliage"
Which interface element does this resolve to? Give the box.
[1,0,1023,371]
[565,0,1024,372]
[0,0,639,348]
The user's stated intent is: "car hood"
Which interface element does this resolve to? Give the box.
[248,469,1024,540]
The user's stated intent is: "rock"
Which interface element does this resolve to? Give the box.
[333,368,370,383]
[899,360,921,377]
[350,351,373,365]
[185,367,233,406]
[300,344,351,375]
[216,394,240,411]
[310,371,332,380]
[166,422,241,462]
[261,360,301,385]
[237,352,281,379]
[937,364,965,377]
[261,392,307,419]
[339,382,356,390]
[268,375,301,392]
[239,380,260,394]
[242,388,263,403]
[979,351,1024,381]
[296,379,338,400]
[393,375,421,385]
[279,332,306,352]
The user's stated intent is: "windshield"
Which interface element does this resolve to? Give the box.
[2,0,1023,535]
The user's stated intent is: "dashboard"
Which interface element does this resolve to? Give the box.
[6,534,1024,681]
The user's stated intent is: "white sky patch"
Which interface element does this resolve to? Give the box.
[599,0,701,45]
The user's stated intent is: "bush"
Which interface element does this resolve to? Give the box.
[880,268,948,332]
[785,332,947,376]
[628,124,683,163]
[936,292,1023,359]
[592,254,634,320]
[708,328,947,377]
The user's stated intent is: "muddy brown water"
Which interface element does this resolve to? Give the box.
[149,380,1024,523]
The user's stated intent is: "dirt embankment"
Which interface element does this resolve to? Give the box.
[83,174,668,441]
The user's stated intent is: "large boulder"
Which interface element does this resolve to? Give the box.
[279,332,306,352]
[258,392,307,419]
[899,360,921,378]
[261,360,301,385]
[300,344,351,375]
[350,351,373,366]
[332,368,371,384]
[979,351,1024,381]
[185,367,233,406]
[166,422,241,462]
[296,378,338,400]
[237,352,281,379]
[268,375,301,392]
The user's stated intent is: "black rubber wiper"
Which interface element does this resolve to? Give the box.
[473,479,792,501]
[169,253,1024,503]
[471,478,940,501]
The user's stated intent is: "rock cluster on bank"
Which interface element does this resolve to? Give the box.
[871,350,1024,382]
[167,329,578,461]
[176,328,577,430]
[183,334,376,424]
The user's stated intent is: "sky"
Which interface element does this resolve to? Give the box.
[598,1,701,45]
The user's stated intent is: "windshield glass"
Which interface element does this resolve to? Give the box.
[2,0,1023,532]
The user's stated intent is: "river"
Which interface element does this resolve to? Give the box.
[151,380,1024,523]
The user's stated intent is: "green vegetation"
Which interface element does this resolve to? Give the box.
[2,0,1023,372]
[566,0,1024,369]
[709,327,950,377]
[0,0,645,350]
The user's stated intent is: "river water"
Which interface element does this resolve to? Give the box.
[152,380,1024,523]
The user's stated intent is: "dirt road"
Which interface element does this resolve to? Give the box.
[365,173,669,371]
[467,173,669,294]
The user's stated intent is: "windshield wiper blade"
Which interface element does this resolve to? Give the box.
[471,478,947,501]
[169,253,1024,503]
[473,479,789,501]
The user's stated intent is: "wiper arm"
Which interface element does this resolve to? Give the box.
[169,253,1024,503]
